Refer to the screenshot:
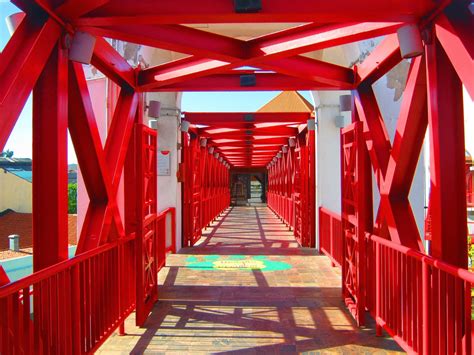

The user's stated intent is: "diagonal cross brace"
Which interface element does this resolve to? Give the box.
[354,56,427,251]
[68,62,138,253]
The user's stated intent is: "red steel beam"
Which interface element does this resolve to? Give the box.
[425,39,467,267]
[249,22,402,60]
[379,56,427,251]
[91,37,136,90]
[0,16,61,150]
[356,34,402,85]
[435,13,474,99]
[218,146,282,152]
[200,126,297,135]
[213,139,288,146]
[82,23,245,62]
[154,72,337,92]
[76,0,435,25]
[32,44,69,271]
[103,90,139,189]
[68,62,125,252]
[354,84,391,181]
[88,21,396,89]
[200,131,296,140]
[185,112,311,124]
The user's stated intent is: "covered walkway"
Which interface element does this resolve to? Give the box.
[98,207,401,353]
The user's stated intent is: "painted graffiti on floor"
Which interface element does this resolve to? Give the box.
[185,254,292,271]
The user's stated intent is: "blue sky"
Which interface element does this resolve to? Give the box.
[1,3,313,163]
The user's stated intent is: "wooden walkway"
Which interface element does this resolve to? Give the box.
[98,206,402,354]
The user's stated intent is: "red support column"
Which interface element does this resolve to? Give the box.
[32,43,68,271]
[425,40,467,267]
[308,129,316,248]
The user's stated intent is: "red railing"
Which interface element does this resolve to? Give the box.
[0,207,177,354]
[319,207,343,268]
[369,234,473,354]
[156,207,176,271]
[267,192,294,228]
[319,208,473,354]
[0,235,136,354]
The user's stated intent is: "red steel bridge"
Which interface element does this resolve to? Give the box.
[0,0,473,353]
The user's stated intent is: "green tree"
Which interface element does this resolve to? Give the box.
[0,150,14,158]
[68,183,77,214]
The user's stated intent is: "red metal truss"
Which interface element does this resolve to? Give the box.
[149,73,338,92]
[0,0,473,354]
[127,22,397,90]
[182,133,230,246]
[268,128,315,247]
[354,55,427,251]
[84,21,402,90]
[0,15,61,150]
[76,0,436,25]
[183,111,310,167]
[32,43,69,271]
[425,37,467,267]
[184,112,311,124]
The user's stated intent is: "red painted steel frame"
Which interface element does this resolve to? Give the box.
[267,128,315,248]
[340,122,368,326]
[135,124,158,326]
[0,0,473,354]
[32,43,69,271]
[182,132,230,247]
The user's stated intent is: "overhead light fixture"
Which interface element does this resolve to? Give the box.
[307,119,316,131]
[214,152,219,159]
[334,115,345,128]
[240,74,256,87]
[219,157,224,163]
[288,137,296,148]
[339,95,352,112]
[273,157,277,163]
[180,120,190,133]
[200,138,207,147]
[208,146,215,154]
[147,100,161,118]
[397,23,424,58]
[277,152,282,159]
[149,120,158,129]
[243,113,255,122]
[5,12,25,36]
[282,146,288,154]
[69,31,97,64]
[234,0,262,13]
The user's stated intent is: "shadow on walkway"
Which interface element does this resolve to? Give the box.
[98,206,402,354]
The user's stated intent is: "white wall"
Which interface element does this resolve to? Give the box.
[146,49,183,251]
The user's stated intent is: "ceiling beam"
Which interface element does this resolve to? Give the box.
[150,72,338,92]
[184,112,311,124]
[76,0,435,25]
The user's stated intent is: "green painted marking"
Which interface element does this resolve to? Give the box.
[185,255,292,272]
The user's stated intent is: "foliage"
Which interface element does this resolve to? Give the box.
[68,183,77,214]
[0,150,14,158]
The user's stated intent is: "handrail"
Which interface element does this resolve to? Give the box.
[0,233,135,297]
[369,233,474,282]
[157,207,175,221]
[319,207,342,221]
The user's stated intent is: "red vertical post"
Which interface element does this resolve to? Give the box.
[32,43,68,271]
[425,40,467,268]
[308,128,316,248]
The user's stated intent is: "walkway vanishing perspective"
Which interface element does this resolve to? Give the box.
[99,207,401,353]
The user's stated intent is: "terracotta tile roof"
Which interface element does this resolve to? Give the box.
[0,211,77,251]
[257,91,314,113]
